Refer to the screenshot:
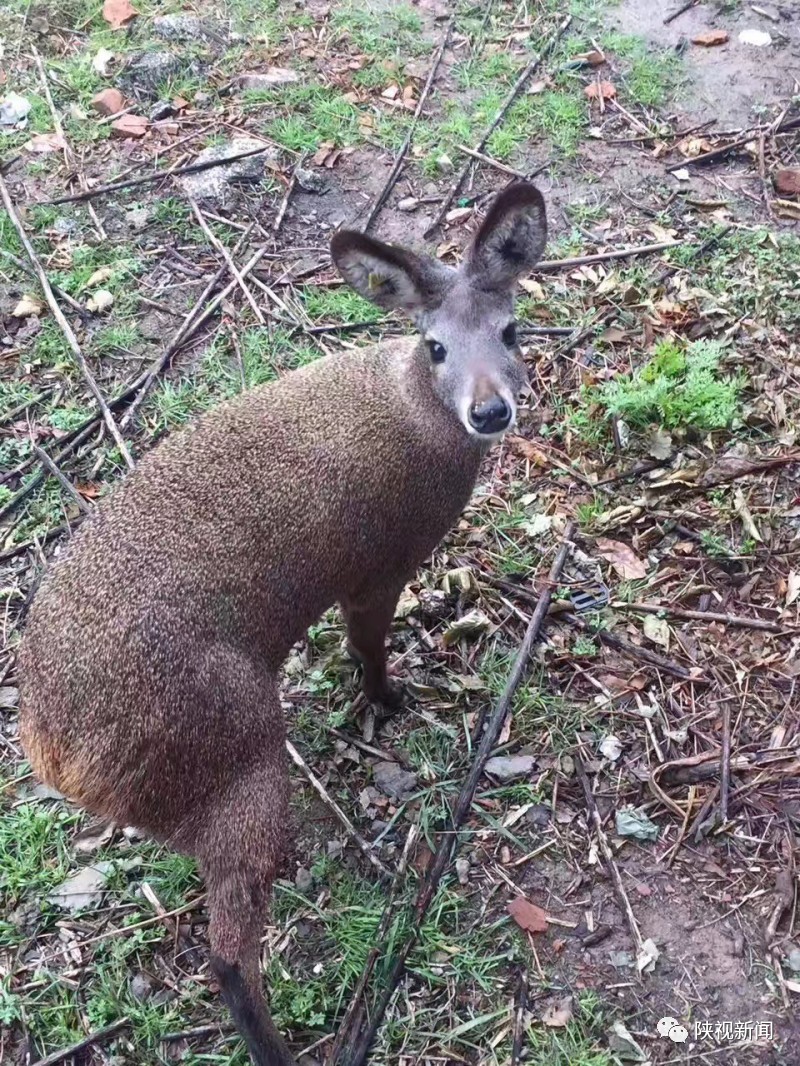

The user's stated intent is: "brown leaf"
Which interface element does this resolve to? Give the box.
[542,996,573,1027]
[774,168,800,197]
[24,132,67,154]
[110,114,149,138]
[692,30,729,46]
[596,537,647,580]
[507,895,548,933]
[584,80,616,101]
[91,87,126,117]
[102,0,138,30]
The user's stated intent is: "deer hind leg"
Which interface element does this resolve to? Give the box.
[341,583,404,709]
[198,759,295,1066]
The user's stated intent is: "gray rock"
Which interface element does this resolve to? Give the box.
[525,803,551,828]
[180,136,276,206]
[237,68,299,91]
[153,14,221,43]
[484,754,535,783]
[455,857,470,886]
[149,99,175,122]
[118,52,188,100]
[295,166,328,194]
[326,840,343,859]
[373,761,418,802]
[130,972,153,1001]
[295,866,313,892]
[0,685,19,708]
[785,945,800,973]
[48,862,112,912]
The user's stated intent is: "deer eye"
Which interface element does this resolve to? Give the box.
[427,339,447,364]
[502,322,518,348]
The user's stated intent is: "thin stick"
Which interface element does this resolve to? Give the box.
[273,164,300,233]
[0,173,134,469]
[457,144,528,179]
[666,116,800,171]
[363,18,453,232]
[535,240,680,272]
[575,752,645,956]
[120,224,257,429]
[189,200,265,324]
[425,15,572,238]
[285,739,391,881]
[161,1023,235,1042]
[29,1018,130,1066]
[341,524,576,1066]
[719,701,731,824]
[617,601,787,634]
[42,143,277,206]
[31,444,91,515]
[0,248,86,313]
[664,0,697,25]
[32,45,106,239]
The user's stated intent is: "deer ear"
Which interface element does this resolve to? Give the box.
[465,183,547,290]
[331,231,444,313]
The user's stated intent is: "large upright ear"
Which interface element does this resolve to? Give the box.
[330,230,445,314]
[465,183,547,290]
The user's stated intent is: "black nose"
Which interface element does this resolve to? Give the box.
[468,395,512,435]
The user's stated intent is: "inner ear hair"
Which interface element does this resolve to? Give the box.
[331,230,448,312]
[467,182,547,289]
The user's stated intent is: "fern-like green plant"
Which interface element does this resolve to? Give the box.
[599,339,741,430]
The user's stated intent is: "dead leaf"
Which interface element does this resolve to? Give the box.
[542,996,573,1027]
[110,114,149,139]
[648,427,673,460]
[643,614,670,651]
[786,572,800,607]
[774,199,800,221]
[774,169,800,197]
[733,487,762,542]
[596,537,647,580]
[24,132,67,154]
[507,895,548,933]
[102,0,138,30]
[518,278,545,299]
[84,266,115,289]
[92,48,115,76]
[86,289,114,313]
[584,80,616,101]
[12,294,44,318]
[692,30,729,46]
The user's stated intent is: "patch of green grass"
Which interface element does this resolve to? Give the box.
[0,800,80,909]
[525,992,615,1065]
[331,1,427,60]
[301,285,384,325]
[602,33,682,108]
[599,338,742,431]
[455,51,520,91]
[269,85,362,151]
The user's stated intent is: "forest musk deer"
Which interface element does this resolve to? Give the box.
[19,183,547,1065]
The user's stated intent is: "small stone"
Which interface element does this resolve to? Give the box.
[193,90,211,105]
[455,857,470,886]
[118,52,185,100]
[179,136,276,206]
[91,87,125,117]
[48,862,112,912]
[417,588,451,620]
[295,867,313,892]
[435,152,453,173]
[326,840,343,859]
[125,205,152,231]
[149,99,174,121]
[397,196,419,212]
[237,68,299,90]
[373,761,418,802]
[0,686,19,708]
[295,166,328,193]
[484,754,535,783]
[525,803,551,828]
[785,945,800,972]
[152,14,220,42]
[110,114,149,139]
[130,972,153,1001]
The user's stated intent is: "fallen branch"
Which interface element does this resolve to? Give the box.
[363,17,453,232]
[31,444,91,515]
[575,753,645,957]
[616,600,788,634]
[29,1018,130,1066]
[535,239,680,272]
[664,0,698,25]
[425,14,572,238]
[273,161,300,233]
[457,143,529,179]
[0,248,86,314]
[0,173,134,470]
[666,115,800,172]
[339,523,576,1066]
[42,143,277,207]
[285,739,391,881]
[189,200,265,324]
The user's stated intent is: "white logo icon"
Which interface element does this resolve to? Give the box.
[657,1017,688,1043]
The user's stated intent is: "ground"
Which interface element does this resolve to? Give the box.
[1,1,800,1065]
